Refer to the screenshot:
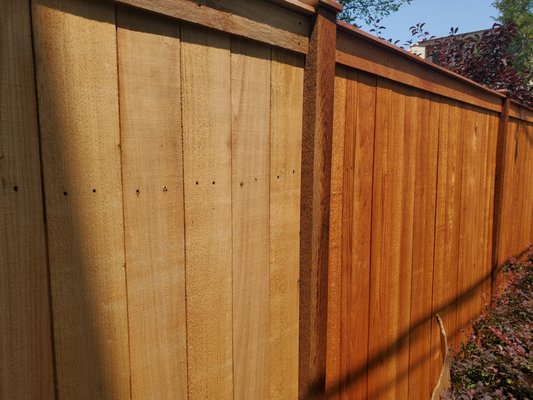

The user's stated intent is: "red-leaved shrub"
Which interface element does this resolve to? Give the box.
[444,247,533,399]
[427,24,533,107]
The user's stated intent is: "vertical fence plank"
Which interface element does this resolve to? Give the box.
[408,92,439,399]
[502,119,533,260]
[483,114,499,303]
[231,38,271,400]
[499,120,519,264]
[395,85,416,400]
[457,105,482,342]
[269,47,304,400]
[325,66,347,400]
[340,70,357,398]
[430,99,446,386]
[345,72,376,400]
[430,99,460,387]
[340,70,357,399]
[0,1,55,398]
[477,112,493,310]
[475,112,490,316]
[116,8,187,399]
[511,123,525,252]
[525,122,533,246]
[518,121,531,250]
[509,122,522,254]
[31,0,131,398]
[456,105,472,343]
[368,78,396,399]
[180,24,233,400]
[443,101,463,350]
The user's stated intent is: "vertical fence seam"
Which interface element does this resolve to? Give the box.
[113,6,134,399]
[177,21,192,400]
[28,0,59,397]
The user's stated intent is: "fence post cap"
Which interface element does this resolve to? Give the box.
[318,0,343,13]
[497,89,511,97]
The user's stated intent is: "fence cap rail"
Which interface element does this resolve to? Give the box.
[111,0,311,53]
[267,0,343,15]
[267,0,316,15]
[336,21,506,103]
[510,100,533,123]
[318,0,344,12]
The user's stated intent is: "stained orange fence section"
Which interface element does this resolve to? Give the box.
[1,0,532,399]
[495,107,533,265]
[327,66,500,400]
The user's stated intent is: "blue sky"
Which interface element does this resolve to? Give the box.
[358,0,500,48]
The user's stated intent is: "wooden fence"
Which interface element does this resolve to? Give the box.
[328,26,499,400]
[1,0,531,399]
[494,101,533,266]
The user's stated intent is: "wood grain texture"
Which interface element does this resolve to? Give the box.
[430,99,463,386]
[456,105,484,343]
[479,112,491,308]
[266,0,316,14]
[509,102,533,123]
[344,71,376,400]
[326,80,511,400]
[325,66,347,400]
[408,92,438,400]
[368,78,397,400]
[0,0,55,398]
[180,24,233,400]
[512,122,529,254]
[32,0,131,398]
[496,118,533,263]
[299,6,338,399]
[116,8,187,399]
[456,105,474,344]
[492,95,511,291]
[441,101,463,350]
[508,122,525,255]
[269,47,304,400]
[395,84,416,400]
[111,0,310,54]
[231,38,271,400]
[470,109,492,320]
[482,113,499,305]
[476,112,492,313]
[497,120,517,264]
[340,70,357,399]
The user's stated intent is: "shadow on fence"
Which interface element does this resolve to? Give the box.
[313,268,494,399]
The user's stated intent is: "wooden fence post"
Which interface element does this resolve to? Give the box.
[299,1,342,399]
[491,90,511,299]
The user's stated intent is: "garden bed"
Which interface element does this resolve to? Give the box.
[445,248,533,399]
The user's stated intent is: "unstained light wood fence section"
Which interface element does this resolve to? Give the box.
[2,0,304,399]
[1,0,533,399]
